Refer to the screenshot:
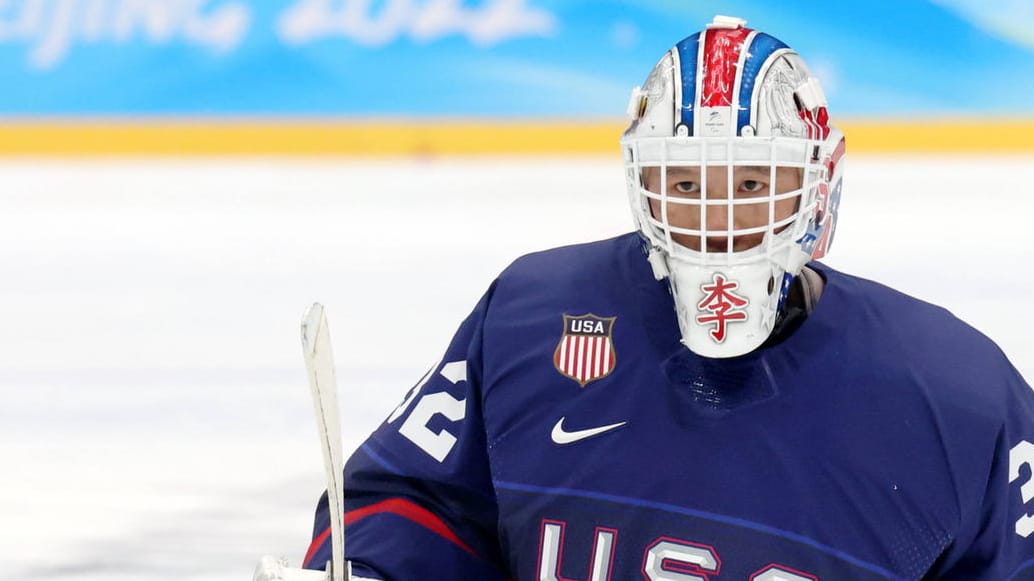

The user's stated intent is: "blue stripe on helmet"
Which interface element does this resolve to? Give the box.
[675,33,701,134]
[737,33,789,133]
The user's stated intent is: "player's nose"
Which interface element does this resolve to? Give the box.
[702,198,732,233]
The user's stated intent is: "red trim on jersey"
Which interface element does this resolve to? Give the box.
[700,27,753,107]
[302,497,478,568]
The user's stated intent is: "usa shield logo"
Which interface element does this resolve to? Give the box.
[553,314,617,386]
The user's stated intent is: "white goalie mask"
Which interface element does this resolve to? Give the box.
[622,15,846,358]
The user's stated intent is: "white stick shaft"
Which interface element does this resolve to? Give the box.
[301,303,346,581]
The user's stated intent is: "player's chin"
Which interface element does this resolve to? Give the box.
[670,234,766,254]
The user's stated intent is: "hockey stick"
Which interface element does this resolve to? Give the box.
[301,303,348,581]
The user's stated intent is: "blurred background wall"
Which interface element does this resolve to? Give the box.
[0,0,1031,154]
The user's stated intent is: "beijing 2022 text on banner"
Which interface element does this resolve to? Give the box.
[0,0,1031,117]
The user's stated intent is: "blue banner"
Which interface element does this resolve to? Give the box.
[1,0,1031,116]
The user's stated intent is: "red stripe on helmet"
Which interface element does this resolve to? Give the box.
[798,106,831,140]
[700,26,753,108]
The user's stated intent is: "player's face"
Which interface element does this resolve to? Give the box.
[643,165,801,252]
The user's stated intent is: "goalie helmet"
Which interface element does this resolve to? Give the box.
[621,15,846,359]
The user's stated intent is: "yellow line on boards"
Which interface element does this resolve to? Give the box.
[843,120,1034,153]
[0,120,1030,155]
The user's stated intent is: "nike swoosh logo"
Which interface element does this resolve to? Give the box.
[551,417,627,445]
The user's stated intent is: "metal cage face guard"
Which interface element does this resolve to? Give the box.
[623,136,827,264]
[621,16,845,358]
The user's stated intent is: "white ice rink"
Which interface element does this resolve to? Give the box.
[2,155,1032,579]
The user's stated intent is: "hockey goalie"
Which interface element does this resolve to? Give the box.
[256,15,1034,581]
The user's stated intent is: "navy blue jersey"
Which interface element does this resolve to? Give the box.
[304,233,1034,580]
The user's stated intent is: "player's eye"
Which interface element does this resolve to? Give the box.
[673,181,699,194]
[740,180,766,194]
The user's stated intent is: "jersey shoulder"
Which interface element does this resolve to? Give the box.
[497,232,644,288]
[488,232,655,313]
[814,262,1026,416]
[817,263,1000,355]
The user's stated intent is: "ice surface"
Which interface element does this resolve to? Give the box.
[1,155,1031,578]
